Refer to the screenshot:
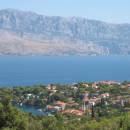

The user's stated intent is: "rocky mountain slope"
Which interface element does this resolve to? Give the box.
[0,9,130,55]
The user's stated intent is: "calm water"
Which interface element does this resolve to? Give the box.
[17,105,46,116]
[0,56,130,87]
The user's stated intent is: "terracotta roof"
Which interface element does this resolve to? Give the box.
[62,109,83,116]
[55,101,66,106]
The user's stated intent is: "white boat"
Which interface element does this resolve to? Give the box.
[37,109,42,112]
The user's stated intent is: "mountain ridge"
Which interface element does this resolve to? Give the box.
[0,9,130,55]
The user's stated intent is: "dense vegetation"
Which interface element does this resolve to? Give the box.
[1,81,130,130]
[1,97,130,130]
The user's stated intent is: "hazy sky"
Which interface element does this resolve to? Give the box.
[0,0,129,23]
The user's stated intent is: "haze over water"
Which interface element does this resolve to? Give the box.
[0,56,130,87]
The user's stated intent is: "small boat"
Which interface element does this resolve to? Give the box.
[37,109,42,112]
[19,103,23,106]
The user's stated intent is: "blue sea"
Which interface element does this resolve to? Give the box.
[0,55,130,87]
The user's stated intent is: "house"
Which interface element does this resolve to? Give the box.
[89,98,101,106]
[55,101,66,110]
[46,84,51,90]
[100,93,109,98]
[81,83,89,87]
[27,94,32,96]
[66,102,79,107]
[99,81,120,85]
[62,109,84,116]
[26,93,33,99]
[49,90,58,96]
[46,105,61,112]
[127,84,130,90]
[46,105,54,110]
[46,84,57,90]
[92,83,99,89]
[70,86,78,91]
[54,106,62,111]
[127,84,130,87]
[83,96,89,103]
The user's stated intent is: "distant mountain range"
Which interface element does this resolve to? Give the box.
[0,9,130,55]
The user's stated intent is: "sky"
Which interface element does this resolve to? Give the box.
[0,0,129,23]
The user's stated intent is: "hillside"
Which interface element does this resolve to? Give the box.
[0,9,130,55]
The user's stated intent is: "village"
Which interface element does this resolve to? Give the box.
[11,81,130,118]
